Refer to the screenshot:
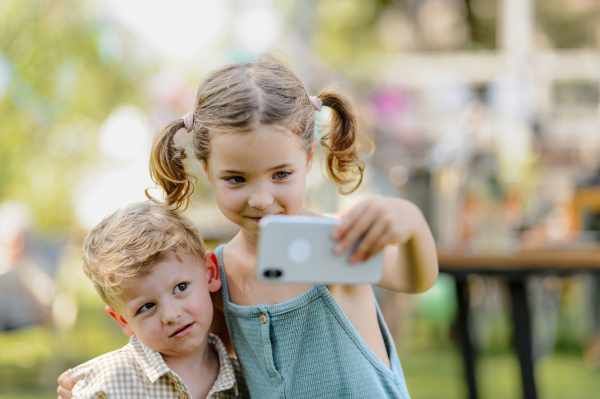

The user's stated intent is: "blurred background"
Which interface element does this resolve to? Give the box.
[1,0,600,398]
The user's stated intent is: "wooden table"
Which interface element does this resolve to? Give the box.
[438,246,600,399]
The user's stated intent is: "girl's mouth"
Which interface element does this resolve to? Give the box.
[170,323,194,338]
[249,213,283,223]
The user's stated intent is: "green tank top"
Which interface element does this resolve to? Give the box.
[216,244,410,398]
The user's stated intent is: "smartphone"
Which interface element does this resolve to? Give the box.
[256,214,384,284]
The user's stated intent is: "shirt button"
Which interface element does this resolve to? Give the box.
[179,393,187,399]
[260,314,267,324]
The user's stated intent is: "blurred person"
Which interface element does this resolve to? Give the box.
[0,201,54,330]
[58,201,248,398]
[60,58,438,398]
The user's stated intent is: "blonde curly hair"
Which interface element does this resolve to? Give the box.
[82,200,206,307]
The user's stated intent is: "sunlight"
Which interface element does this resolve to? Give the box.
[95,0,230,64]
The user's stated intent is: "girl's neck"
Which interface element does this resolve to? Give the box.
[224,229,315,306]
[231,230,259,257]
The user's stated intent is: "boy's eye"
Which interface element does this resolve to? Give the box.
[274,171,290,180]
[173,282,188,294]
[137,303,155,314]
[225,176,245,184]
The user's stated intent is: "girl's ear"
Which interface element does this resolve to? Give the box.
[204,251,222,293]
[307,138,318,173]
[105,305,135,336]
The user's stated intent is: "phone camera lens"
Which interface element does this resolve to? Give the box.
[264,269,282,278]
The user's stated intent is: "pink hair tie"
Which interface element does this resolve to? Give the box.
[181,112,194,133]
[309,96,322,112]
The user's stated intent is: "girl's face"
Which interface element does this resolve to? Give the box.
[205,124,313,239]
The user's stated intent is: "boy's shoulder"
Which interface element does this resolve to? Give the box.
[69,333,249,398]
[69,335,173,397]
[69,338,138,379]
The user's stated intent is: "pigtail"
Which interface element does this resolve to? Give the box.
[318,89,368,194]
[147,119,196,211]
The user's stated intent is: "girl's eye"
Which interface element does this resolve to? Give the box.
[137,303,155,314]
[173,282,188,294]
[274,171,290,180]
[225,176,245,184]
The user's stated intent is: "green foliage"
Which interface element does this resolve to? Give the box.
[313,0,386,80]
[0,0,149,234]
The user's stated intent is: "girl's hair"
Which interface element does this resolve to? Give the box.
[149,58,367,210]
[81,200,206,307]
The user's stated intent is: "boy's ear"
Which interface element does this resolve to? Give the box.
[105,305,135,336]
[205,251,222,293]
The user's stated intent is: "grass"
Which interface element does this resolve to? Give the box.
[398,346,600,399]
[2,325,599,399]
[2,274,598,398]
[0,300,128,399]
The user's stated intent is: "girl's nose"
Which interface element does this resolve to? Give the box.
[247,186,273,210]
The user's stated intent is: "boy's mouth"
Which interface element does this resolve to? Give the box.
[170,323,194,338]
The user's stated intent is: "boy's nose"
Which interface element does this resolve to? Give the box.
[247,186,273,210]
[160,302,183,324]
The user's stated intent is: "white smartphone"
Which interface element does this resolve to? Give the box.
[256,214,384,284]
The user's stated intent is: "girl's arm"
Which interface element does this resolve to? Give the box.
[333,195,438,293]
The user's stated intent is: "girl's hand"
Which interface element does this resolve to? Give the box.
[333,195,438,293]
[333,196,419,262]
[57,370,75,399]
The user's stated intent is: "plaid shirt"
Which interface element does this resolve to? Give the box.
[69,333,249,399]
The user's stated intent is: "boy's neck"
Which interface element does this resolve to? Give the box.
[161,339,220,399]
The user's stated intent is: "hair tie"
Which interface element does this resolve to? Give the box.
[309,96,322,112]
[181,112,194,133]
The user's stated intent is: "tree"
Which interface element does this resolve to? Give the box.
[0,0,152,233]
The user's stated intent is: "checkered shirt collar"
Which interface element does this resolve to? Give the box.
[128,333,239,395]
[207,333,239,396]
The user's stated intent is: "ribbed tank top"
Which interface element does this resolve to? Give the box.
[216,244,411,398]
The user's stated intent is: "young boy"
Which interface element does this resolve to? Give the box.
[62,201,248,399]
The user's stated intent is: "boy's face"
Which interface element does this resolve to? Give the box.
[106,251,221,360]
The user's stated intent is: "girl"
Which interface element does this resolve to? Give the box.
[59,59,438,398]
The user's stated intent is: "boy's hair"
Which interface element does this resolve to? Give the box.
[149,57,368,210]
[82,201,206,307]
